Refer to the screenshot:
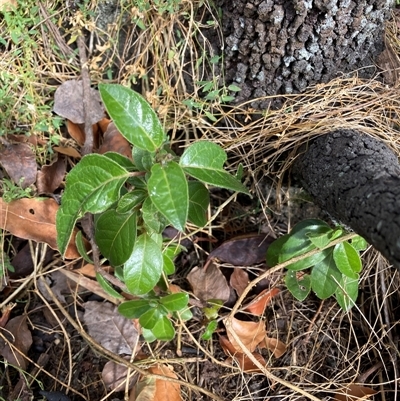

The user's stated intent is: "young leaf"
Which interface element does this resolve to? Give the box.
[175,306,193,321]
[351,235,368,251]
[307,228,333,248]
[333,242,362,279]
[95,209,137,266]
[285,271,311,301]
[162,253,175,275]
[179,141,249,194]
[95,273,123,299]
[56,154,129,256]
[139,307,162,329]
[335,275,359,311]
[159,293,189,312]
[118,299,153,319]
[99,84,166,152]
[75,231,93,263]
[116,189,147,213]
[132,147,155,171]
[201,320,218,340]
[311,252,342,299]
[148,161,189,232]
[188,181,209,227]
[124,233,163,295]
[141,197,168,233]
[151,316,175,341]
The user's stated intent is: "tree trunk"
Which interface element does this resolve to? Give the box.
[216,0,391,107]
[293,129,400,268]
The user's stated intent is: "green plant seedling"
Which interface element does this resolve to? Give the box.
[267,219,367,311]
[56,84,248,340]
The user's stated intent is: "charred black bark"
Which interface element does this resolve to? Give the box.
[293,129,400,267]
[215,0,391,106]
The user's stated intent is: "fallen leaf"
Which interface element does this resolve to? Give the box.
[208,234,274,266]
[99,122,132,158]
[226,317,266,352]
[219,335,265,373]
[0,303,15,328]
[83,301,140,355]
[186,261,230,302]
[230,268,249,296]
[0,197,79,259]
[334,384,378,401]
[243,288,280,316]
[132,365,181,401]
[53,80,104,125]
[259,336,287,358]
[66,120,100,148]
[53,146,81,159]
[0,143,37,188]
[37,154,66,194]
[0,315,32,369]
[102,359,138,391]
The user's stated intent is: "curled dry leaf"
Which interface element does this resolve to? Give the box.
[186,261,230,302]
[53,146,81,159]
[37,154,66,194]
[66,120,100,148]
[102,359,138,391]
[0,143,37,188]
[98,122,132,158]
[0,198,79,259]
[334,384,378,401]
[226,317,266,353]
[243,288,280,316]
[53,80,104,125]
[0,315,32,370]
[230,268,249,297]
[83,301,140,355]
[208,234,274,266]
[219,335,266,373]
[259,336,287,358]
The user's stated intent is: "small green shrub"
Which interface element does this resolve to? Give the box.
[56,84,248,341]
[266,219,368,311]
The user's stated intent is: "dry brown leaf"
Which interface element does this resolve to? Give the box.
[0,315,32,369]
[186,261,230,302]
[259,336,287,358]
[53,80,104,125]
[53,146,81,159]
[219,335,265,373]
[227,317,266,352]
[230,268,249,297]
[334,384,378,401]
[0,197,79,259]
[208,234,274,266]
[0,143,37,188]
[243,288,280,316]
[99,122,132,158]
[83,301,140,355]
[37,154,66,194]
[66,120,100,148]
[0,304,14,328]
[102,359,138,391]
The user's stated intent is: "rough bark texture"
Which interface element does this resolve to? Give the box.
[293,130,400,268]
[215,0,391,106]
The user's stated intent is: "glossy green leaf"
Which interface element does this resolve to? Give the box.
[307,227,333,248]
[162,253,175,275]
[95,209,137,266]
[310,252,341,299]
[179,141,249,194]
[333,242,362,279]
[201,320,218,340]
[124,233,163,295]
[141,197,167,233]
[148,161,188,232]
[56,154,129,256]
[95,273,123,299]
[75,231,93,263]
[116,190,147,213]
[102,152,137,171]
[175,306,193,321]
[335,275,359,311]
[330,226,344,241]
[141,328,157,342]
[139,307,162,329]
[351,235,368,251]
[188,181,209,227]
[99,84,166,152]
[160,293,189,312]
[286,249,330,271]
[118,299,153,319]
[285,271,311,301]
[132,147,155,171]
[151,316,175,341]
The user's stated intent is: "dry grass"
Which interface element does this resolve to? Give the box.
[1,0,400,400]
